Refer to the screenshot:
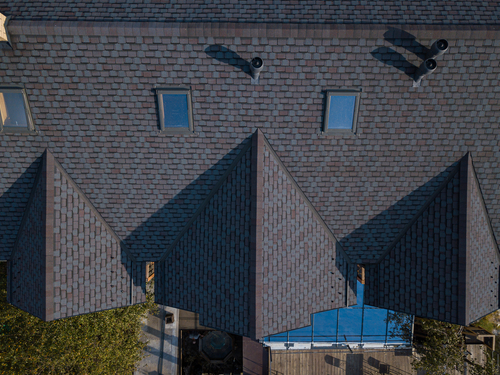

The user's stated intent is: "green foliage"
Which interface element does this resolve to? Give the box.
[412,318,500,375]
[0,261,158,374]
[468,348,500,375]
[386,311,413,343]
[475,311,500,334]
[412,319,466,375]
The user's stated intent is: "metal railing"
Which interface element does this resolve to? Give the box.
[263,308,412,347]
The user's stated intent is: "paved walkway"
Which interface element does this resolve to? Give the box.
[134,305,179,375]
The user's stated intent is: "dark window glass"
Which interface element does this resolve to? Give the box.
[327,95,356,130]
[162,94,189,128]
[156,88,193,133]
[0,92,29,128]
[323,90,361,134]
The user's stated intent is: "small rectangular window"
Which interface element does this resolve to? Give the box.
[323,90,361,134]
[156,87,194,134]
[0,87,35,134]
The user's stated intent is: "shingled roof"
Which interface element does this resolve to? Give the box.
[155,130,355,339]
[1,0,499,25]
[364,153,500,326]
[7,149,145,321]
[1,22,499,265]
[0,1,500,334]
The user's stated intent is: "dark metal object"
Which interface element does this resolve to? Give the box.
[413,58,437,87]
[250,57,264,80]
[428,39,449,58]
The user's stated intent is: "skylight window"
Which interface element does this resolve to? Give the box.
[0,87,35,134]
[323,90,361,134]
[156,88,194,134]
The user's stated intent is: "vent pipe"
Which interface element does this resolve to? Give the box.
[428,39,449,59]
[250,57,263,83]
[413,58,437,87]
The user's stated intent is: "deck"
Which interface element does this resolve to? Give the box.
[269,347,417,375]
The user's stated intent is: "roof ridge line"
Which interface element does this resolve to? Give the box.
[9,20,500,39]
[10,152,45,261]
[468,154,500,260]
[157,139,253,263]
[259,130,352,264]
[50,150,138,262]
[375,159,462,264]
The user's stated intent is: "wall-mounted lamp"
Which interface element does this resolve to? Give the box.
[428,39,449,59]
[250,57,263,84]
[413,58,437,87]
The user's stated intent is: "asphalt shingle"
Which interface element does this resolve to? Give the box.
[8,150,146,321]
[365,154,500,326]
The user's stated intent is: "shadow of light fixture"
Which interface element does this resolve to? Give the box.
[372,28,449,87]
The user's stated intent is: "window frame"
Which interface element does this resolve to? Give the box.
[155,87,194,134]
[0,86,36,134]
[323,89,361,135]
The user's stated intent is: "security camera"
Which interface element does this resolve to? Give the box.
[250,57,264,80]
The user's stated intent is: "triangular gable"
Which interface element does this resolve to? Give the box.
[155,140,254,337]
[8,152,49,320]
[8,149,145,321]
[155,130,356,339]
[365,153,500,326]
[464,154,500,323]
[256,130,356,337]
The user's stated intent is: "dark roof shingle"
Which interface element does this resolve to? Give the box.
[1,8,500,332]
[155,131,355,339]
[365,154,500,326]
[1,0,499,26]
[8,150,146,321]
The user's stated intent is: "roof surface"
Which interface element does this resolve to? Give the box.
[1,22,499,265]
[8,150,146,321]
[364,154,500,326]
[0,2,499,331]
[155,131,355,339]
[1,0,499,25]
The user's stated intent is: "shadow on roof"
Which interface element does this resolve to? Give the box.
[6,150,147,321]
[129,130,356,339]
[370,47,417,79]
[124,136,253,261]
[371,27,432,80]
[358,153,500,326]
[384,27,430,60]
[205,45,252,77]
[0,155,42,261]
[340,161,460,264]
